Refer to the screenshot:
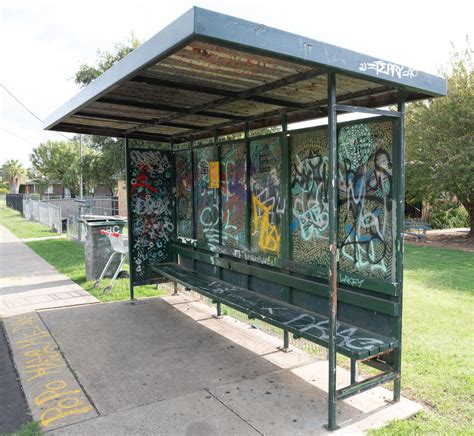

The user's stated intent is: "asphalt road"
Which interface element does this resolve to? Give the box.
[0,322,30,433]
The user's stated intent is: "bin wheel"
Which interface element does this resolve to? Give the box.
[117,270,129,279]
[103,285,113,294]
[93,280,100,288]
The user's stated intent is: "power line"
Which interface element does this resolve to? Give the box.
[1,84,43,123]
[0,83,74,141]
[0,127,37,146]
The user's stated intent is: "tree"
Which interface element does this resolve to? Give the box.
[406,40,474,236]
[30,140,82,196]
[75,34,141,87]
[73,35,142,189]
[3,159,26,193]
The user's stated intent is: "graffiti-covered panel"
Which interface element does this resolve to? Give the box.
[221,142,247,250]
[128,149,173,286]
[338,120,394,281]
[291,129,329,265]
[175,151,193,238]
[195,146,219,244]
[250,136,283,256]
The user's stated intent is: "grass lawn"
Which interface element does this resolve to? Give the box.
[3,421,42,436]
[0,205,58,239]
[372,244,474,435]
[25,238,166,302]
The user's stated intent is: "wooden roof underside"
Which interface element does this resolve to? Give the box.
[48,40,429,143]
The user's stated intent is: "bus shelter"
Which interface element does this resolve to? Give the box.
[45,7,446,430]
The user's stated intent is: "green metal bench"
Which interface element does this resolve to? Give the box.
[404,220,431,241]
[152,262,397,361]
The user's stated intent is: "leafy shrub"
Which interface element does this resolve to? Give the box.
[428,202,470,229]
[0,187,9,194]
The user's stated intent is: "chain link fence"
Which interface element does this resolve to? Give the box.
[65,197,125,242]
[5,194,123,237]
[23,199,62,233]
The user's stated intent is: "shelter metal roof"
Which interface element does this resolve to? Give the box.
[44,7,447,143]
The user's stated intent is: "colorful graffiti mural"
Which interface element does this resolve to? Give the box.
[195,146,219,243]
[250,136,283,256]
[128,149,173,285]
[337,120,394,281]
[221,142,247,249]
[175,151,193,238]
[172,119,394,282]
[291,129,329,265]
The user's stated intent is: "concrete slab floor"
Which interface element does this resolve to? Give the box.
[32,295,422,435]
[47,390,260,436]
[38,298,278,416]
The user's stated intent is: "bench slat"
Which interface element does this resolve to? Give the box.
[172,244,400,316]
[152,263,398,360]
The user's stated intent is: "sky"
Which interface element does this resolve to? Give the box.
[1,0,472,167]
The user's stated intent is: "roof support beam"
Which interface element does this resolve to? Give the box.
[97,97,248,121]
[335,104,401,117]
[125,68,326,134]
[130,75,306,109]
[75,111,207,130]
[51,123,171,142]
[171,85,393,142]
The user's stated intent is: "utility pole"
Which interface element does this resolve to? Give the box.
[79,134,83,199]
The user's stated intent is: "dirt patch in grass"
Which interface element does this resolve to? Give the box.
[405,227,473,252]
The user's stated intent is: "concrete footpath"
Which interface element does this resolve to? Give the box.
[0,225,98,317]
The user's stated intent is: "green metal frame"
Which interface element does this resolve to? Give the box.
[124,137,135,301]
[124,70,405,430]
[326,71,338,430]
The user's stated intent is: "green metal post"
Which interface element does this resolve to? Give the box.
[280,110,291,301]
[215,130,221,248]
[245,122,251,252]
[280,111,291,352]
[190,142,197,273]
[326,71,339,431]
[350,359,358,384]
[245,122,251,289]
[393,89,406,402]
[190,142,196,241]
[124,136,135,302]
[282,111,293,263]
[214,130,222,317]
[170,141,177,263]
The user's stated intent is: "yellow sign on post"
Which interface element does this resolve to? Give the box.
[209,161,220,188]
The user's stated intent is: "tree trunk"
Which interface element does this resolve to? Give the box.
[9,182,19,194]
[468,202,474,238]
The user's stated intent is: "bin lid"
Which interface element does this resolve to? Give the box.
[79,216,127,226]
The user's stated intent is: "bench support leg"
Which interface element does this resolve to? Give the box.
[215,301,222,318]
[278,329,291,353]
[172,281,178,295]
[350,359,358,384]
[393,378,401,402]
[393,349,401,402]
